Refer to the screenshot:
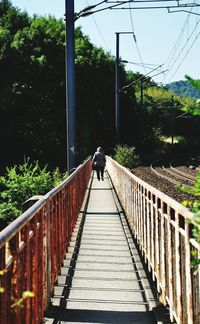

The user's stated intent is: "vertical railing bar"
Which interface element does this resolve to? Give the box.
[147,192,151,272]
[0,247,6,323]
[133,179,136,236]
[155,197,160,292]
[10,234,20,323]
[143,190,146,256]
[160,200,166,303]
[131,179,134,232]
[175,211,182,323]
[150,192,155,281]
[185,222,194,323]
[40,208,46,320]
[140,186,142,246]
[138,184,141,243]
[45,198,51,309]
[31,215,38,323]
[23,223,31,323]
[167,206,174,322]
[141,187,145,252]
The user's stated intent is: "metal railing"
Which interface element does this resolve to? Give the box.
[106,156,200,324]
[0,158,91,324]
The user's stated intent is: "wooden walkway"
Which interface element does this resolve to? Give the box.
[44,171,159,324]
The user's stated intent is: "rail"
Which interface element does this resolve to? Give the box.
[0,158,91,324]
[106,156,200,324]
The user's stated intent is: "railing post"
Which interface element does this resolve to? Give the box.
[45,198,51,309]
[175,211,182,323]
[185,222,194,323]
[160,201,166,304]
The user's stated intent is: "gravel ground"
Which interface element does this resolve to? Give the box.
[131,166,197,204]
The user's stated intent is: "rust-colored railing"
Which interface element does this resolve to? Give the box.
[0,158,91,324]
[106,157,200,324]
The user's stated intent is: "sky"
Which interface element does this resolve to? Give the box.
[11,0,200,84]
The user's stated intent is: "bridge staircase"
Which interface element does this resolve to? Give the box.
[44,171,160,323]
[0,157,199,324]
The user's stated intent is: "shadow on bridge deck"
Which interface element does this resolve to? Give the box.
[44,171,169,324]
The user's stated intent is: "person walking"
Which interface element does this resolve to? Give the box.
[92,147,106,181]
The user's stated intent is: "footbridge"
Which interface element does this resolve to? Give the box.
[0,157,199,323]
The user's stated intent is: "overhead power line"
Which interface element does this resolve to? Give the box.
[85,0,111,51]
[128,2,147,73]
[164,16,200,82]
[76,1,200,19]
[164,12,191,68]
[161,4,197,83]
[122,64,164,89]
[168,28,200,82]
[123,60,161,69]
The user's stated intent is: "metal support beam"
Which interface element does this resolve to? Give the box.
[65,0,76,173]
[115,32,134,144]
[140,80,144,143]
[171,96,174,145]
[115,33,120,143]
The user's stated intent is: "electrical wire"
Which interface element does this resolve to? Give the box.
[85,0,111,51]
[168,27,200,81]
[122,64,164,89]
[164,16,200,82]
[78,1,200,17]
[128,2,147,73]
[162,1,196,82]
[107,0,186,2]
[164,13,191,69]
[77,0,200,83]
[123,60,162,69]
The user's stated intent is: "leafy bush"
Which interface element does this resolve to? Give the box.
[181,172,200,266]
[113,145,141,169]
[180,172,200,196]
[0,159,67,227]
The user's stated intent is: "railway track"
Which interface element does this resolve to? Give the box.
[150,159,198,189]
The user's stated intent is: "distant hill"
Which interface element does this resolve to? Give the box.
[166,80,200,99]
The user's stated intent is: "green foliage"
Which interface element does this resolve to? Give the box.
[180,76,200,264]
[181,172,200,267]
[0,269,7,294]
[185,75,200,92]
[181,173,200,241]
[166,79,200,99]
[183,201,200,267]
[0,159,67,226]
[11,290,35,309]
[113,145,141,169]
[180,173,200,197]
[0,202,20,223]
[0,1,66,168]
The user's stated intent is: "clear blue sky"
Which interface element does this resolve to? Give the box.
[11,0,200,84]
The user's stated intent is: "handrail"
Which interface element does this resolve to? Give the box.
[106,156,200,324]
[0,159,89,249]
[0,158,92,324]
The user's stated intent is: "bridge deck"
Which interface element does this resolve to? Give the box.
[44,171,158,323]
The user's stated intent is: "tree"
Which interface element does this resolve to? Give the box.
[75,27,116,158]
[0,1,66,169]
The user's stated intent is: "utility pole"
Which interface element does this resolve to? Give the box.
[171,96,174,145]
[115,33,120,143]
[115,32,134,144]
[65,0,76,173]
[140,79,144,143]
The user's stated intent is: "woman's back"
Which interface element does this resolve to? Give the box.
[93,147,106,167]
